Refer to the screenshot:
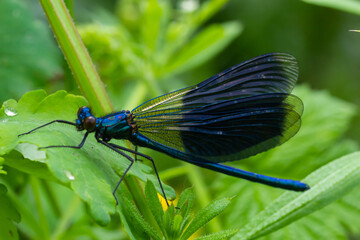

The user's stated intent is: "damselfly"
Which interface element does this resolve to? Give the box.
[19,53,309,206]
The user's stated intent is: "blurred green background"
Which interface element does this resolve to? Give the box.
[4,0,359,140]
[1,0,360,239]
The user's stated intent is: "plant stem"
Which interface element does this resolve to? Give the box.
[51,196,81,240]
[39,0,112,116]
[39,0,149,221]
[30,176,50,240]
[40,180,62,218]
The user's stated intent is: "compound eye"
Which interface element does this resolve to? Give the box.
[84,116,96,131]
[78,106,87,118]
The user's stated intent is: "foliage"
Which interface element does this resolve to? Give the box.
[234,151,360,239]
[0,0,360,239]
[78,0,242,108]
[118,181,237,240]
[0,89,175,225]
[0,0,62,103]
[0,184,20,240]
[1,85,359,239]
[213,85,360,239]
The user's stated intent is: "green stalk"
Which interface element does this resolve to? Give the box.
[40,180,62,218]
[51,196,81,240]
[39,0,151,224]
[39,0,112,116]
[30,176,50,240]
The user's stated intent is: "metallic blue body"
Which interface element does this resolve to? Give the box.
[77,108,133,140]
[96,111,132,140]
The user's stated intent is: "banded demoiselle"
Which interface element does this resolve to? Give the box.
[19,53,309,205]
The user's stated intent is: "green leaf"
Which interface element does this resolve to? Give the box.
[0,0,62,102]
[181,197,232,240]
[145,181,165,232]
[117,185,150,240]
[163,204,176,236]
[191,0,230,27]
[164,21,242,76]
[196,229,239,240]
[171,214,184,239]
[123,197,162,240]
[176,187,195,217]
[261,142,360,239]
[233,151,360,240]
[303,0,360,15]
[176,187,195,234]
[0,90,175,225]
[262,199,358,239]
[0,184,20,240]
[3,149,55,181]
[165,0,230,48]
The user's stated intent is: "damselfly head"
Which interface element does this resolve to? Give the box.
[76,106,96,131]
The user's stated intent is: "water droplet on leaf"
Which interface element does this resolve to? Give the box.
[64,170,75,180]
[4,108,17,116]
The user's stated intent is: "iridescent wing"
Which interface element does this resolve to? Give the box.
[132,53,302,163]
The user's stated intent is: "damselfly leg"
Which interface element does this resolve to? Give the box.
[39,132,89,149]
[107,142,170,207]
[96,138,135,205]
[18,120,89,149]
[18,120,170,206]
[18,120,76,137]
